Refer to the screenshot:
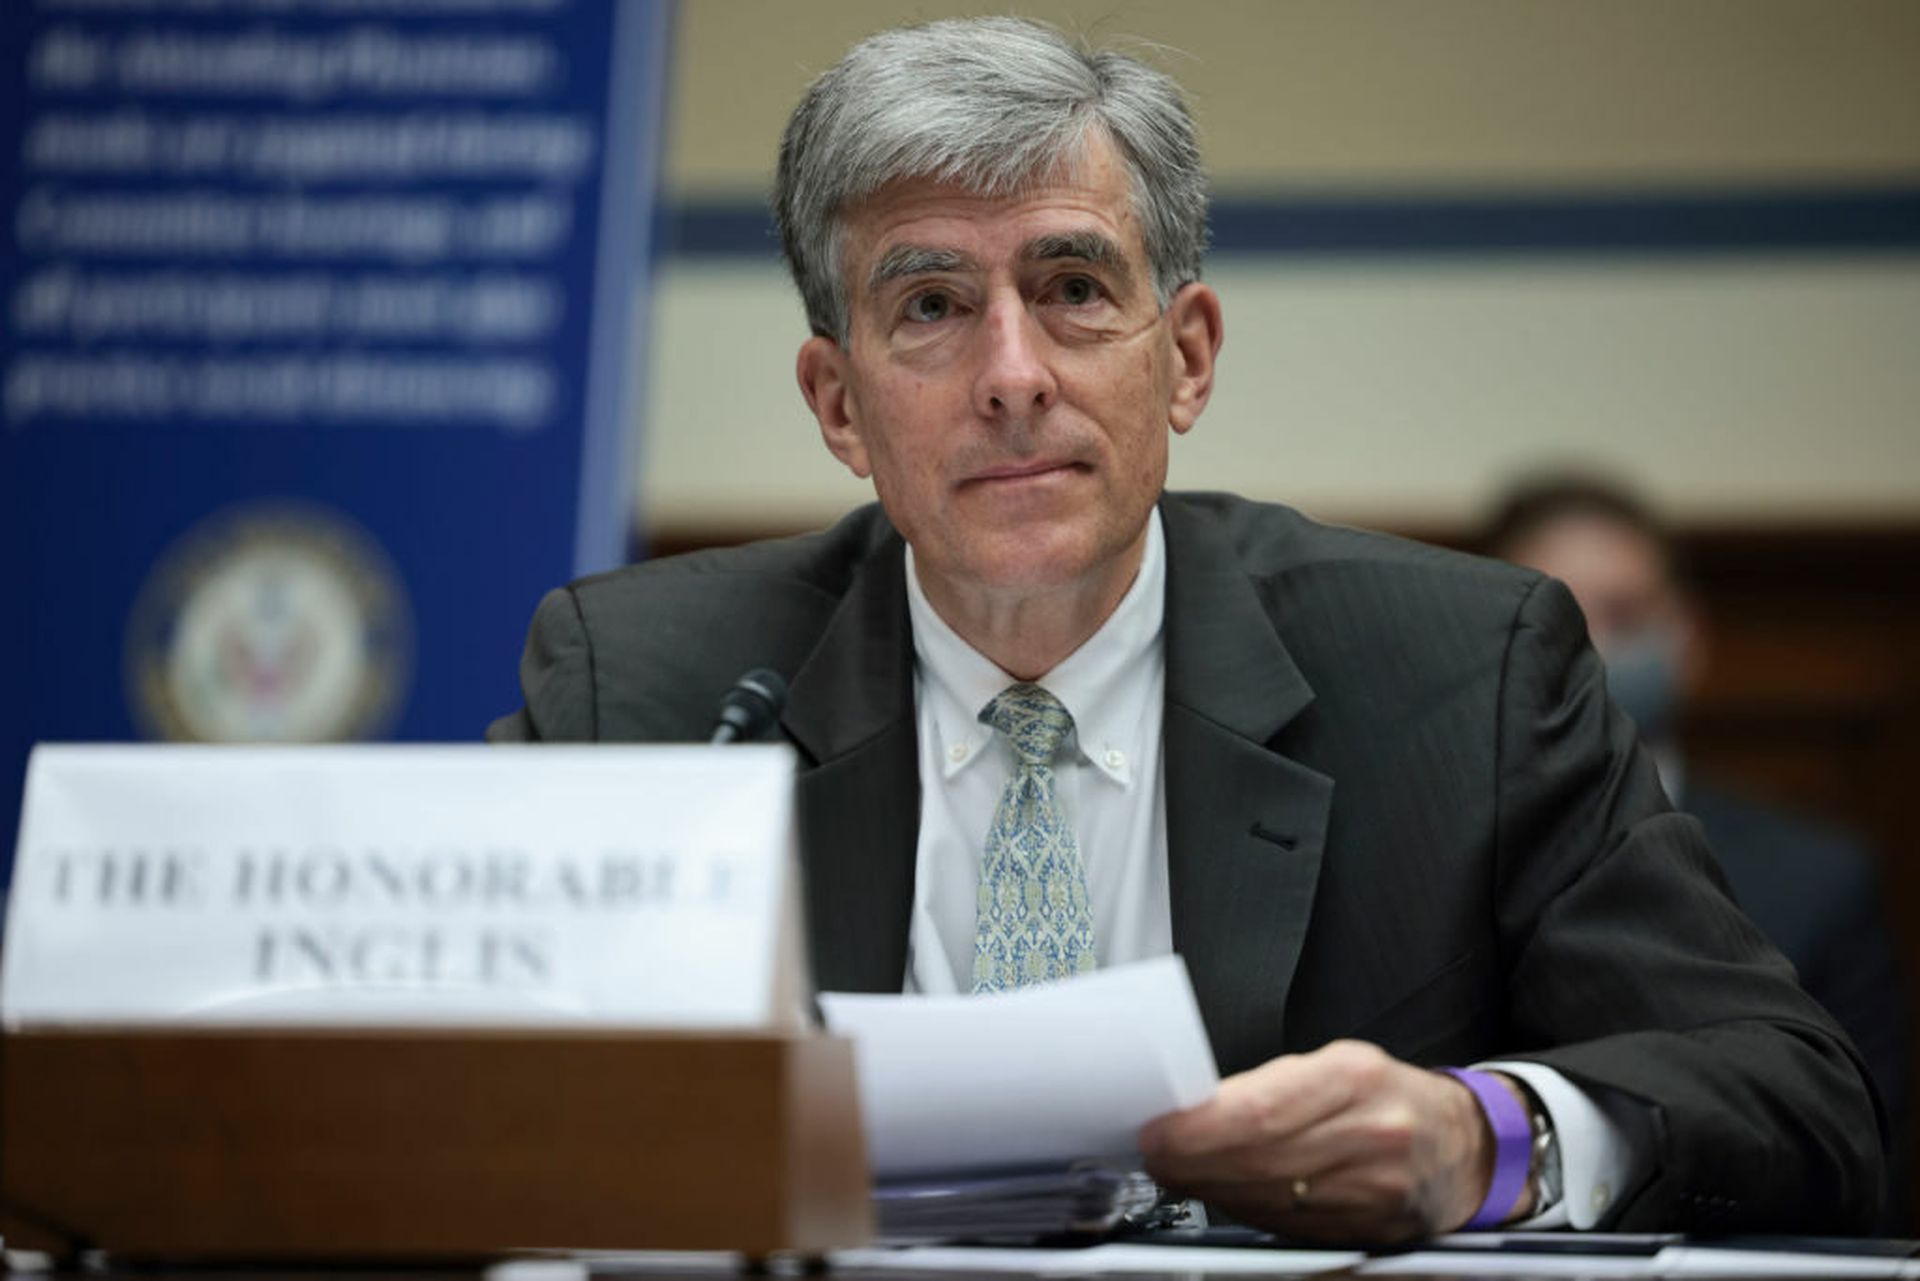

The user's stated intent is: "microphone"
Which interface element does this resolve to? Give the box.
[709,668,788,744]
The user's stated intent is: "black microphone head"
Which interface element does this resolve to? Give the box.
[732,667,788,714]
[712,667,789,742]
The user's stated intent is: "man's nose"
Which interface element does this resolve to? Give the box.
[972,296,1057,420]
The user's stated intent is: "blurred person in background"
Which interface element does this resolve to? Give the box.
[1484,473,1910,1232]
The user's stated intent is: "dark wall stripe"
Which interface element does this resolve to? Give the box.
[657,187,1920,260]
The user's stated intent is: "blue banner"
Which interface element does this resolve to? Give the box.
[1,0,671,873]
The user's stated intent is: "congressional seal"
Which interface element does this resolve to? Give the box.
[126,502,412,742]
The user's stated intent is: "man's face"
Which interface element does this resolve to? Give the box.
[796,135,1220,605]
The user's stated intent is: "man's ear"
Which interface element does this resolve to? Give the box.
[1165,283,1224,436]
[797,336,870,478]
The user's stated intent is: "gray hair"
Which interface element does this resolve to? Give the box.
[774,17,1209,344]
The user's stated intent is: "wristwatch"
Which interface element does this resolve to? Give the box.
[1520,1082,1564,1217]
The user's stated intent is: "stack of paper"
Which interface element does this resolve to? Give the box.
[871,1166,1161,1242]
[819,956,1220,1240]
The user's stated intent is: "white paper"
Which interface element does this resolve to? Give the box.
[820,955,1219,1177]
[1363,1244,1919,1278]
[1360,1252,1661,1277]
[1659,1247,1919,1278]
[2,743,803,1029]
[833,1244,1364,1275]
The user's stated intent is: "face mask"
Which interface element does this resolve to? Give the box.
[1600,627,1681,744]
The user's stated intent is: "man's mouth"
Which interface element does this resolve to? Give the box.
[965,459,1085,485]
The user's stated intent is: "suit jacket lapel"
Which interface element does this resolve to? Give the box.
[780,525,921,995]
[1160,498,1335,1072]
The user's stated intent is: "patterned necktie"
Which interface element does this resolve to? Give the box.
[972,683,1098,992]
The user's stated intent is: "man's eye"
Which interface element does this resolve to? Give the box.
[903,291,953,323]
[1055,275,1101,306]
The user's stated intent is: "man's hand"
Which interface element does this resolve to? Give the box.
[1138,1039,1529,1245]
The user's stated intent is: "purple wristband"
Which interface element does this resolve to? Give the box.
[1440,1067,1531,1230]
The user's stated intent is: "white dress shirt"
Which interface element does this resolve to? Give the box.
[899,509,1635,1227]
[904,509,1168,995]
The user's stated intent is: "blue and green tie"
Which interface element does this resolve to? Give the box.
[972,683,1098,992]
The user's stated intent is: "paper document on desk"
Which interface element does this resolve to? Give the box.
[819,955,1219,1177]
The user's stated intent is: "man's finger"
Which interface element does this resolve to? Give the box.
[1143,1102,1388,1186]
[1141,1050,1354,1157]
[1172,1162,1437,1246]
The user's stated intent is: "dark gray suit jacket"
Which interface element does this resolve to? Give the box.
[1684,781,1909,1233]
[491,492,1884,1233]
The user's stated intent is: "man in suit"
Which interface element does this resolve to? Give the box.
[1484,473,1909,1231]
[493,17,1882,1243]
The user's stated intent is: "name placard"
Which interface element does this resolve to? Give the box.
[2,744,805,1028]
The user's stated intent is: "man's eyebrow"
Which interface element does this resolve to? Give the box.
[867,244,977,294]
[1021,231,1132,281]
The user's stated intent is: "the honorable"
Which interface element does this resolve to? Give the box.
[493,17,1883,1242]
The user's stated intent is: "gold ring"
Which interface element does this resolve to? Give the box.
[1291,1176,1311,1208]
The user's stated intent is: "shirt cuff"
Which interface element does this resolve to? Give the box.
[1478,1060,1643,1229]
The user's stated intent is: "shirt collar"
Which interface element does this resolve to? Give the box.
[905,509,1166,788]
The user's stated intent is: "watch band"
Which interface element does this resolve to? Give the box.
[1440,1067,1532,1229]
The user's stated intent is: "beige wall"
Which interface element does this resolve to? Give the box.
[639,1,1920,535]
[666,0,1920,196]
